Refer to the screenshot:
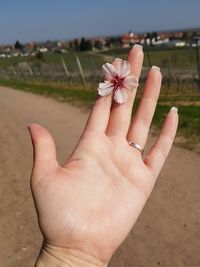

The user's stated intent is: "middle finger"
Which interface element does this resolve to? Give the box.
[106,44,144,138]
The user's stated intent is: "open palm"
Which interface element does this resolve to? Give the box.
[29,45,178,266]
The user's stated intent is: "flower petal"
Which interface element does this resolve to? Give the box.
[124,75,138,90]
[102,63,117,81]
[117,60,131,78]
[97,81,113,96]
[114,89,128,104]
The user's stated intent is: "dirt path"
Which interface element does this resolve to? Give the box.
[0,86,199,267]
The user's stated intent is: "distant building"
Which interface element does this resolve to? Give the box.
[90,37,106,50]
[121,31,142,47]
[38,47,48,53]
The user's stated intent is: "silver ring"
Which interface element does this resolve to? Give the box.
[128,142,144,155]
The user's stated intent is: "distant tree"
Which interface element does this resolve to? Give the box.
[145,33,156,46]
[94,40,103,50]
[152,32,158,42]
[105,38,112,48]
[15,40,23,50]
[111,37,121,46]
[73,39,79,51]
[145,32,151,39]
[69,41,74,50]
[105,36,121,48]
[79,38,92,51]
[86,40,93,50]
[33,44,38,51]
[36,51,44,61]
[182,32,189,41]
[191,31,197,38]
[79,38,87,51]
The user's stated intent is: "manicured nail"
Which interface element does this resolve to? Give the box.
[133,44,143,51]
[114,58,123,62]
[170,106,178,113]
[151,65,160,71]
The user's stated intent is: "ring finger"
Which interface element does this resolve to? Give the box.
[127,66,162,150]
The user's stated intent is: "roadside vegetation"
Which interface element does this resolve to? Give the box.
[0,46,199,151]
[0,46,197,71]
[0,78,199,152]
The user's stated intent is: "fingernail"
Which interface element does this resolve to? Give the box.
[133,44,143,51]
[115,58,122,61]
[170,106,178,113]
[151,65,160,71]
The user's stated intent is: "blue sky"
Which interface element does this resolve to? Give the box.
[0,0,200,44]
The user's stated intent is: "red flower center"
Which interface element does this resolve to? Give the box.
[112,75,124,90]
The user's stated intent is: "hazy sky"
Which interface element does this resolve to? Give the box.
[0,0,200,44]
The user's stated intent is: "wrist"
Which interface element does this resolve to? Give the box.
[35,243,108,267]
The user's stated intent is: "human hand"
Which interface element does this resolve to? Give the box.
[29,45,178,267]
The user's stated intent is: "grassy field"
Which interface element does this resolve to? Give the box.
[0,46,197,71]
[0,79,199,150]
[98,46,197,70]
[0,51,105,72]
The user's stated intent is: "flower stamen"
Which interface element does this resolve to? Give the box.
[97,59,138,104]
[112,75,124,90]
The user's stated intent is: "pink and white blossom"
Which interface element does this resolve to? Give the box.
[97,59,138,104]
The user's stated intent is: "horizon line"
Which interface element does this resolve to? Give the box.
[0,25,200,46]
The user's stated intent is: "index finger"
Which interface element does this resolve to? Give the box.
[83,58,121,133]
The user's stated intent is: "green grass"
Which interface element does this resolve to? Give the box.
[0,46,197,71]
[0,79,199,148]
[152,105,200,141]
[0,79,96,107]
[99,46,197,69]
[0,51,105,71]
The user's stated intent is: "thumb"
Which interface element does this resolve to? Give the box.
[28,123,58,184]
